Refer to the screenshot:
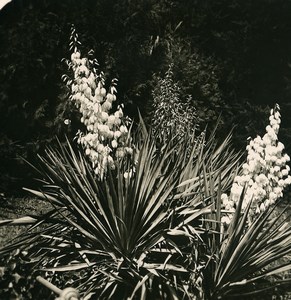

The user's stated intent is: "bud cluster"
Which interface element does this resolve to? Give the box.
[151,64,199,140]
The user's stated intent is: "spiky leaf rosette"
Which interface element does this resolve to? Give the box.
[198,191,291,299]
[0,123,243,299]
[0,135,210,299]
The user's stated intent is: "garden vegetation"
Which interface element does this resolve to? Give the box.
[0,27,291,300]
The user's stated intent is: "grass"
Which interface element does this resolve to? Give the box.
[0,196,52,248]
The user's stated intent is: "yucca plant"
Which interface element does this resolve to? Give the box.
[0,120,243,299]
[0,135,201,299]
[182,104,291,299]
[196,188,291,300]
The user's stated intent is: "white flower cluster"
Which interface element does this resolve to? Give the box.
[66,34,132,178]
[221,104,291,224]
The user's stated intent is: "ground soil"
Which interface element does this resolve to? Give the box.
[0,196,51,248]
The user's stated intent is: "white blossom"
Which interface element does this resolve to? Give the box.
[221,104,291,222]
[66,35,134,178]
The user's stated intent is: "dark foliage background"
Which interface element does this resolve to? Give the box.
[1,0,291,195]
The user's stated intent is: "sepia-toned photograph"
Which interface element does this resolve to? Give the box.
[0,0,291,299]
